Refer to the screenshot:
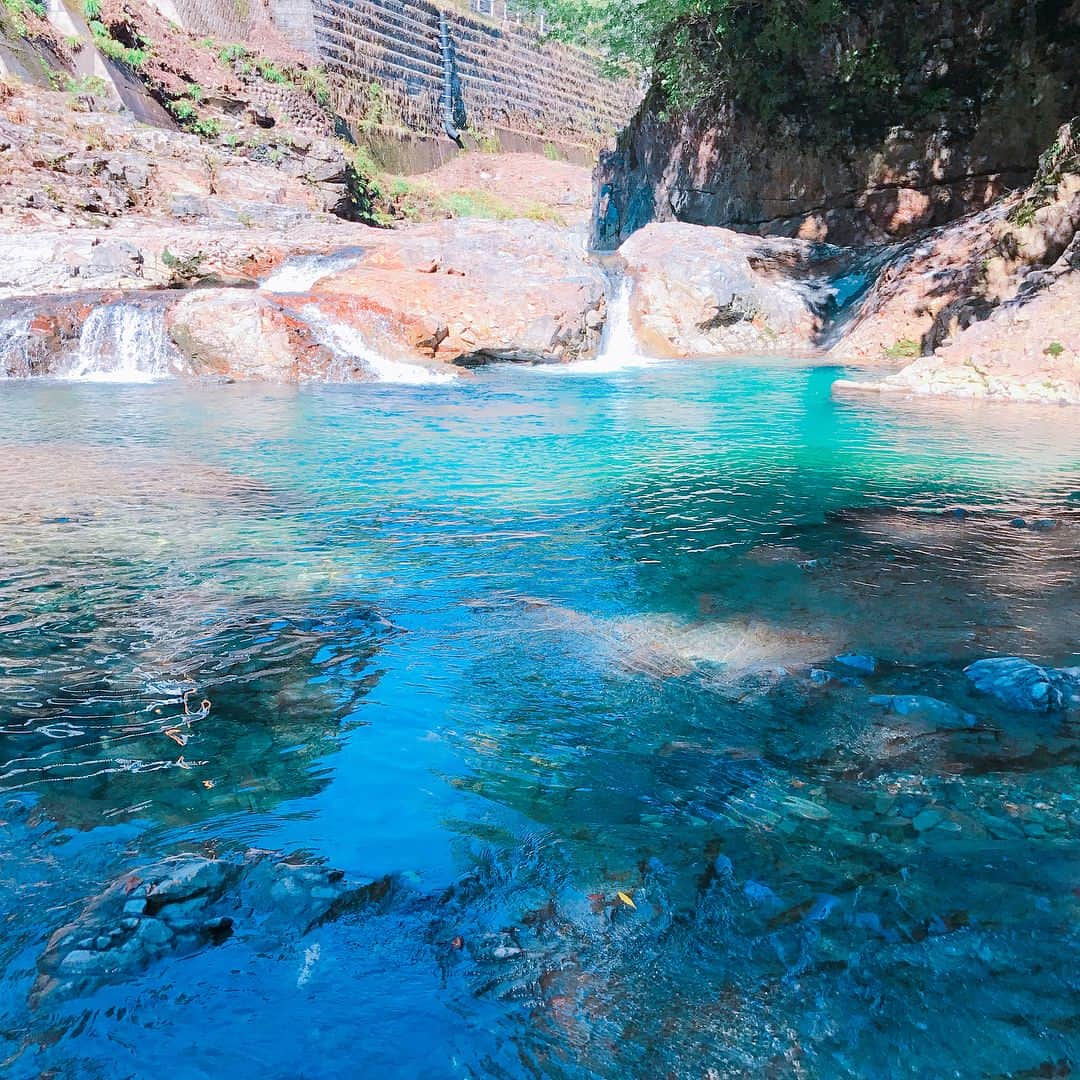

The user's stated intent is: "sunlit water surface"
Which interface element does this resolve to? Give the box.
[0,362,1077,1078]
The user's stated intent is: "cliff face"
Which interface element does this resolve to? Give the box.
[594,0,1080,248]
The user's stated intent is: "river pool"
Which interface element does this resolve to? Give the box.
[0,362,1077,1078]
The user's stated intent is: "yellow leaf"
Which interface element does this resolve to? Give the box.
[617,891,636,910]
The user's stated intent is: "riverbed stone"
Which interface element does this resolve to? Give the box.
[836,653,877,674]
[32,851,386,1005]
[869,694,976,728]
[964,657,1066,712]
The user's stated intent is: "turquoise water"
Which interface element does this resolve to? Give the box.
[0,362,1077,1078]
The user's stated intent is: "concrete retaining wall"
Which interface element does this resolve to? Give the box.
[166,0,638,148]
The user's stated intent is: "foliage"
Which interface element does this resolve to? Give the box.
[298,66,332,108]
[1044,341,1065,357]
[65,72,108,96]
[517,0,1060,146]
[1009,119,1078,227]
[470,128,501,153]
[383,176,565,225]
[218,42,247,64]
[884,338,922,360]
[89,18,148,68]
[161,247,207,281]
[169,97,197,122]
[2,0,46,37]
[82,0,101,19]
[356,81,396,130]
[190,116,220,138]
[254,59,289,84]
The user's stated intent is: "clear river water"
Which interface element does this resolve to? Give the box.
[0,361,1077,1078]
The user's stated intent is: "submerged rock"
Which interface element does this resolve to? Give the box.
[963,657,1070,713]
[869,694,976,728]
[836,653,878,674]
[32,852,385,1005]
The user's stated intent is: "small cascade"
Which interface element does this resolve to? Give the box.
[300,307,456,385]
[0,314,34,377]
[552,274,656,374]
[262,249,366,294]
[68,302,179,382]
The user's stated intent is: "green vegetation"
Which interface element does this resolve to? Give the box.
[542,142,563,161]
[1044,341,1065,358]
[88,16,148,69]
[169,98,198,122]
[356,81,398,131]
[161,247,208,284]
[218,42,247,63]
[1009,119,1078,228]
[65,72,108,95]
[383,175,564,225]
[884,338,922,360]
[519,0,1054,146]
[298,67,332,108]
[254,58,289,84]
[2,0,46,37]
[471,129,501,154]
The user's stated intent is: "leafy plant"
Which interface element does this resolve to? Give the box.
[298,66,332,107]
[1044,341,1065,358]
[2,0,46,37]
[161,247,207,281]
[218,42,247,63]
[255,59,289,84]
[884,338,922,360]
[169,98,198,122]
[191,116,220,139]
[90,18,148,69]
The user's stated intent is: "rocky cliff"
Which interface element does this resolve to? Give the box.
[594,0,1080,248]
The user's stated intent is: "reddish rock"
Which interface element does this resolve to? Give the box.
[309,218,607,365]
[837,274,1080,405]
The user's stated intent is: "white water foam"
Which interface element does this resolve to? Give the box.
[543,276,660,375]
[300,306,456,385]
[0,314,33,377]
[67,303,178,382]
[262,250,364,294]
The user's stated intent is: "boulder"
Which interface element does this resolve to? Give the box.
[964,657,1070,712]
[167,289,332,381]
[868,694,976,728]
[309,219,607,366]
[615,222,840,357]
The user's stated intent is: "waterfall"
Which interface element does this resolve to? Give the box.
[300,306,456,385]
[68,302,179,382]
[0,314,33,377]
[262,249,366,294]
[546,275,655,374]
[597,276,641,361]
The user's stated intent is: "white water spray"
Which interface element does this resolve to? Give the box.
[300,306,456,385]
[546,275,657,375]
[68,303,178,382]
[262,250,365,294]
[0,314,33,377]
